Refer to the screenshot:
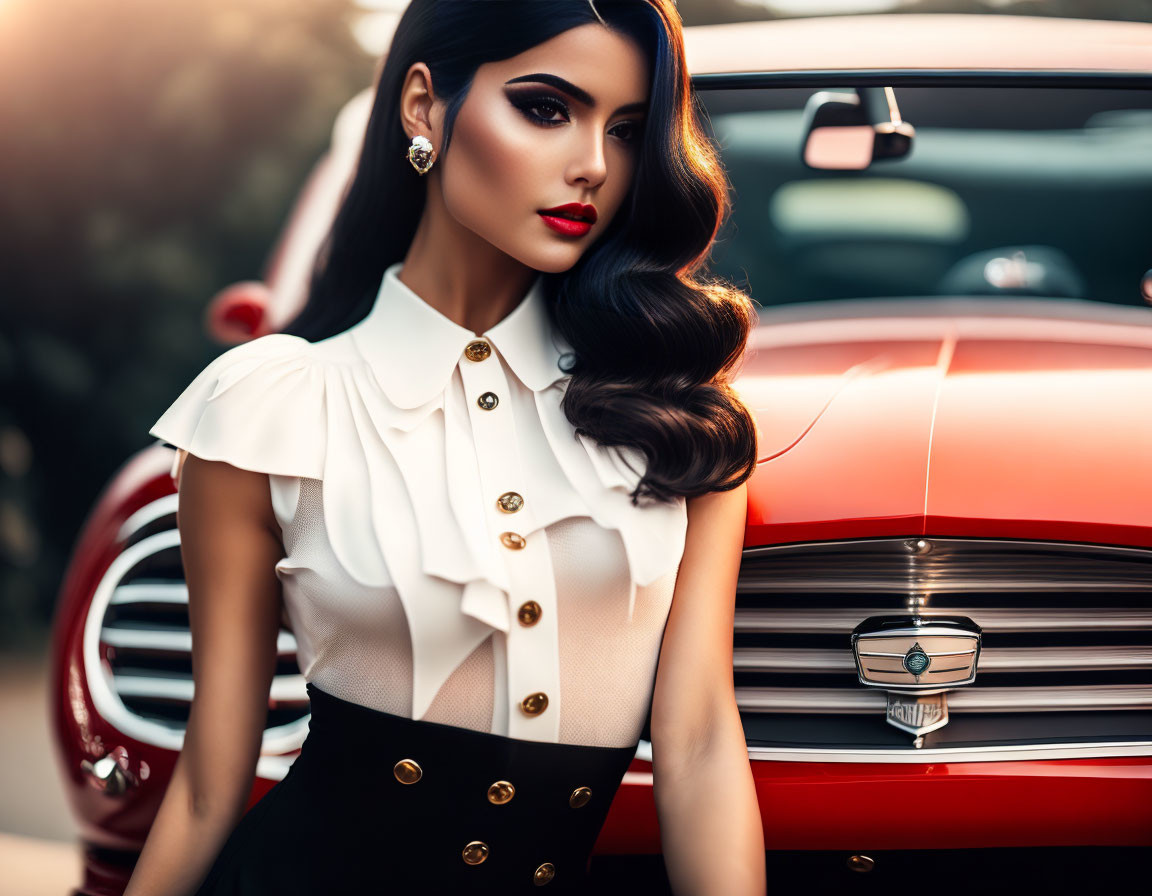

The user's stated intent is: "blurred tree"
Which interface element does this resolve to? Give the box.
[0,0,373,638]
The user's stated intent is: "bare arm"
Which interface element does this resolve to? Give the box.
[650,481,766,895]
[124,452,286,896]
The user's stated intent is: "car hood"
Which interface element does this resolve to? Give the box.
[738,297,1152,548]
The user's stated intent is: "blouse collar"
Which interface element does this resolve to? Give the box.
[350,261,571,408]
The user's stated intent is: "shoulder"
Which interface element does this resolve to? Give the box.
[204,332,317,372]
[148,333,341,480]
[199,331,359,374]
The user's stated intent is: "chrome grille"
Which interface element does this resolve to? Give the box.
[734,537,1152,758]
[82,491,309,779]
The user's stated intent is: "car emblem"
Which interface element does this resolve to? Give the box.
[903,643,931,675]
[851,615,981,690]
[851,615,982,743]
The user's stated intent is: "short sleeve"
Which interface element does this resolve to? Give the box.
[148,333,326,479]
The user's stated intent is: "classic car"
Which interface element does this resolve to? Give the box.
[49,12,1152,894]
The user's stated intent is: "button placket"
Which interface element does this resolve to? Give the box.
[459,340,562,741]
[504,521,562,739]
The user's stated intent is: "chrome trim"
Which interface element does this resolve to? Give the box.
[629,738,1152,765]
[83,529,309,762]
[744,741,1152,764]
[102,626,298,656]
[256,754,299,781]
[116,494,179,543]
[113,673,308,704]
[738,577,1152,593]
[734,645,1152,672]
[736,685,1152,713]
[109,582,189,605]
[738,536,1152,596]
[735,607,1150,633]
[980,646,1152,670]
[858,649,977,658]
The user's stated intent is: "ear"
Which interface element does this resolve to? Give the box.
[398,62,443,149]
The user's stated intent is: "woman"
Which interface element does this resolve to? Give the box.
[126,1,764,893]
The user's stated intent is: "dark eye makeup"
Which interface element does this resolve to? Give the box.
[507,91,571,126]
[504,88,643,143]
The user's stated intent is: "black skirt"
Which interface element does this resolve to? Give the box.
[193,682,639,894]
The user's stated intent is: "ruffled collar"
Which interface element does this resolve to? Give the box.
[349,261,572,408]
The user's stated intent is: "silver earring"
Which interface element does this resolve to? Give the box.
[407,135,435,175]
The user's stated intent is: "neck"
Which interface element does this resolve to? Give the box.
[400,173,537,336]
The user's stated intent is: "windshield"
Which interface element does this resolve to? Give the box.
[696,82,1152,308]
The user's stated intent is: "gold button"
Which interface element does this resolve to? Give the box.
[393,758,422,785]
[462,840,489,865]
[517,600,542,627]
[520,692,549,715]
[465,340,491,362]
[500,531,526,550]
[569,786,592,808]
[533,862,556,886]
[477,392,499,410]
[497,491,524,513]
[487,780,515,805]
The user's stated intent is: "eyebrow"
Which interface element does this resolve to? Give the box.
[504,73,647,115]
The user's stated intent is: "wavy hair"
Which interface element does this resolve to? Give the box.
[281,0,759,503]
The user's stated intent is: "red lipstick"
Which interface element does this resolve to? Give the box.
[538,202,597,237]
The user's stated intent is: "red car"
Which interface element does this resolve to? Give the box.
[50,14,1152,893]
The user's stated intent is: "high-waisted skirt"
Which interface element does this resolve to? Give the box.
[192,682,640,894]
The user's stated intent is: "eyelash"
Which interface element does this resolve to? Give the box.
[508,93,642,143]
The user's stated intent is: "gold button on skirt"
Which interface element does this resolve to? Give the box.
[191,682,639,895]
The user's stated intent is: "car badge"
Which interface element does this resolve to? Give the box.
[903,642,931,676]
[851,615,982,744]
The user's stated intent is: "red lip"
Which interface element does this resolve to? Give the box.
[538,202,598,223]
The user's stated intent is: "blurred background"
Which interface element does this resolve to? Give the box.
[0,0,1149,889]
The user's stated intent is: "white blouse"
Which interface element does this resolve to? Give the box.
[149,262,688,747]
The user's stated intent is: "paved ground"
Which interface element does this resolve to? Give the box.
[0,637,85,895]
[0,833,83,896]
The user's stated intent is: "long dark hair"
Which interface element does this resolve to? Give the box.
[281,0,758,504]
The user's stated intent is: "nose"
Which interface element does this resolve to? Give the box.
[565,127,608,190]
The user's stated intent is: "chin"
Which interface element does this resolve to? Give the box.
[531,253,583,274]
[506,243,586,275]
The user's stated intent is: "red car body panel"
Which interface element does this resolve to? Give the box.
[743,313,1152,549]
[601,757,1152,853]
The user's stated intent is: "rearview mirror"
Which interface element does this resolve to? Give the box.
[801,88,915,170]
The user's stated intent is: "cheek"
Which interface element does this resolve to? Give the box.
[440,105,544,234]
